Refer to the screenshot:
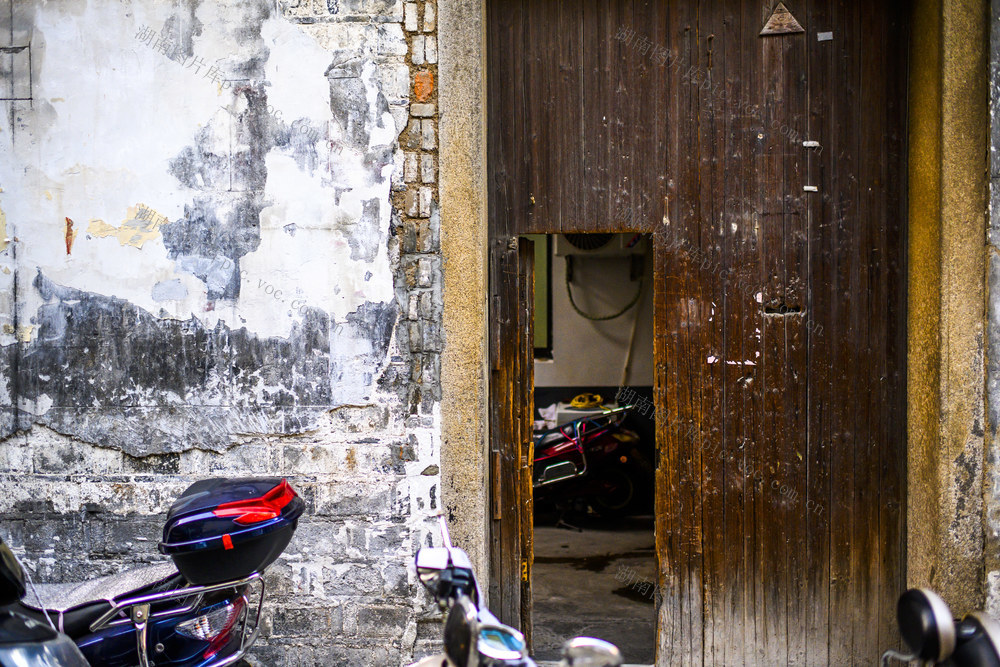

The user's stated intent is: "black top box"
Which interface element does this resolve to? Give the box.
[159,478,305,585]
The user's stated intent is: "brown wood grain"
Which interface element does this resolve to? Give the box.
[518,238,535,647]
[486,0,908,663]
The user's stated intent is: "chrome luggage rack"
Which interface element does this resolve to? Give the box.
[533,405,635,488]
[89,572,265,667]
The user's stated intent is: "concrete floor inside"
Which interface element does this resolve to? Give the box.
[531,516,656,665]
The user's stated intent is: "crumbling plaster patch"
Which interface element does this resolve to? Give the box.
[0,0,409,453]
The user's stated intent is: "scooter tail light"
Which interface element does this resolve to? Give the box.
[212,479,298,526]
[176,596,247,659]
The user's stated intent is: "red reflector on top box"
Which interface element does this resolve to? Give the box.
[212,479,298,525]
[159,478,305,585]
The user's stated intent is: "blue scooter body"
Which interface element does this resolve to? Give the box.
[7,478,305,667]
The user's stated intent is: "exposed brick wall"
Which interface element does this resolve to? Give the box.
[396,0,443,415]
[0,414,443,664]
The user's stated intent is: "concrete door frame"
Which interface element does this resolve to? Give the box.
[436,0,993,616]
[437,0,491,581]
[907,0,989,612]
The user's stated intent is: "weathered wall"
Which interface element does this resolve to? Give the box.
[909,0,989,613]
[0,0,444,663]
[437,0,489,589]
[987,0,1000,617]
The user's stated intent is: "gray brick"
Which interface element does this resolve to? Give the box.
[270,606,342,637]
[423,3,436,31]
[420,154,435,183]
[382,562,411,597]
[421,321,442,352]
[323,564,384,597]
[420,119,436,150]
[0,439,31,473]
[411,34,425,65]
[328,404,390,432]
[123,452,179,474]
[404,2,419,31]
[408,322,423,352]
[33,439,121,475]
[418,186,433,217]
[425,36,437,64]
[405,189,420,217]
[404,151,419,182]
[380,63,410,105]
[309,483,396,517]
[391,148,407,192]
[401,219,418,253]
[377,24,408,57]
[410,103,435,118]
[417,258,433,287]
[420,291,434,319]
[405,119,422,150]
[356,605,410,637]
[365,523,409,554]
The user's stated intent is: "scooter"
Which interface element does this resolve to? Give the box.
[4,477,305,667]
[0,535,89,666]
[409,516,622,667]
[882,588,1000,666]
[533,406,651,518]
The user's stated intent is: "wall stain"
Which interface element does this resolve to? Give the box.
[0,207,8,252]
[87,204,168,249]
[64,217,75,255]
[0,271,395,456]
[0,0,403,456]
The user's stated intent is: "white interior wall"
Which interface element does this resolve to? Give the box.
[534,237,654,388]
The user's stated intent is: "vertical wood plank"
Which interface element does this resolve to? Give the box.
[518,238,535,646]
[829,0,861,661]
[803,0,833,662]
[697,1,728,664]
[778,3,809,664]
[523,0,552,232]
[720,1,752,664]
[879,0,909,654]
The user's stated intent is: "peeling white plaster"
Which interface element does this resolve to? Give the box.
[0,2,399,342]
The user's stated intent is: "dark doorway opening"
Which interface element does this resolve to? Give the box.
[528,232,656,664]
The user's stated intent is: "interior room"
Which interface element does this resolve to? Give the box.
[528,232,656,665]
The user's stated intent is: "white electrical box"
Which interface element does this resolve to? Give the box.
[553,233,646,257]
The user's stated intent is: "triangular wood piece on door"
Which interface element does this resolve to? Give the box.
[760,2,805,36]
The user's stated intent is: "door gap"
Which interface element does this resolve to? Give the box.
[528,232,657,665]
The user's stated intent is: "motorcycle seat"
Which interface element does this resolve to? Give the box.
[12,562,182,637]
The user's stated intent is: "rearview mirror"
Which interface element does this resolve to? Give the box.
[477,623,527,662]
[444,596,478,667]
[896,589,955,662]
[561,637,622,667]
[415,547,450,593]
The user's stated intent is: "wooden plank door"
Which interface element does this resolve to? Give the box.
[655,1,908,664]
[486,0,908,663]
[488,236,535,639]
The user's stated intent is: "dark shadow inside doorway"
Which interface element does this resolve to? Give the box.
[528,233,656,664]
